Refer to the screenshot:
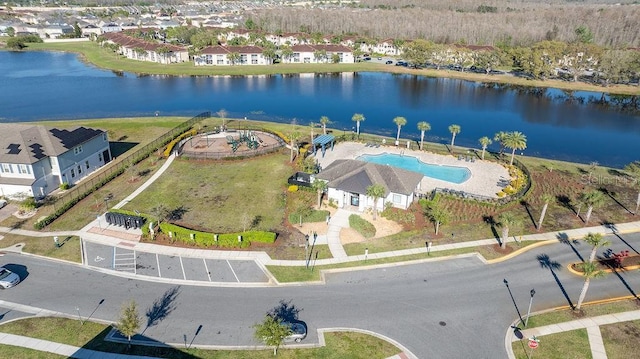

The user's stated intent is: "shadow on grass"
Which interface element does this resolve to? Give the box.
[109,141,138,158]
[599,187,633,215]
[80,326,199,358]
[520,200,536,228]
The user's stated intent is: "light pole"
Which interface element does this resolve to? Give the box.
[525,289,536,327]
[304,234,309,269]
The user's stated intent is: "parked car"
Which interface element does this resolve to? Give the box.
[385,60,393,65]
[0,267,21,289]
[283,321,307,342]
[363,57,371,61]
[377,57,382,60]
[0,199,7,209]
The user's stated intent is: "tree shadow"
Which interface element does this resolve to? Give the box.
[556,195,575,214]
[604,222,640,255]
[599,187,632,214]
[251,215,263,228]
[143,286,181,334]
[168,206,189,221]
[520,200,536,228]
[577,167,588,175]
[556,233,584,262]
[267,299,302,323]
[601,250,639,299]
[537,254,575,309]
[483,215,500,242]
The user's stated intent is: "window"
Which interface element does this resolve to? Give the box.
[1,163,12,173]
[102,133,107,141]
[18,164,30,174]
[217,55,224,65]
[251,54,258,64]
[74,145,83,155]
[71,168,75,178]
[393,194,403,204]
[240,54,247,64]
[98,153,103,162]
[85,161,90,169]
[77,165,82,174]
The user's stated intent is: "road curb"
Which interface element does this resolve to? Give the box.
[486,240,557,264]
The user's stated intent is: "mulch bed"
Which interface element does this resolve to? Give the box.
[570,254,640,272]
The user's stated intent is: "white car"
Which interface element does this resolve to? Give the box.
[283,321,307,342]
[0,199,7,209]
[0,267,21,289]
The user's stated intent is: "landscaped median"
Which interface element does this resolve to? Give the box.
[0,317,403,359]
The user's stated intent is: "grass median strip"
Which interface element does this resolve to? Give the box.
[0,234,81,263]
[0,317,401,359]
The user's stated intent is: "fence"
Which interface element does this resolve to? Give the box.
[49,112,210,213]
[177,128,285,160]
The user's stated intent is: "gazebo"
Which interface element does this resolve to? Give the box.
[311,134,335,157]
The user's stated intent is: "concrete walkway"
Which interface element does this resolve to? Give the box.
[508,310,640,359]
[326,208,350,258]
[0,332,160,359]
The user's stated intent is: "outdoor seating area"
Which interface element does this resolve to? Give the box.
[458,154,476,162]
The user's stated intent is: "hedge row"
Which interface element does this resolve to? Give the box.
[34,166,126,229]
[164,129,197,157]
[159,222,276,248]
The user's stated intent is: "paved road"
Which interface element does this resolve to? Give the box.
[1,233,639,358]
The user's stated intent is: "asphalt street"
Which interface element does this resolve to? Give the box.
[1,232,639,358]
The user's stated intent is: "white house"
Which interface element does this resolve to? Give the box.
[285,44,354,64]
[0,124,112,200]
[194,45,269,66]
[315,159,423,211]
[101,32,189,64]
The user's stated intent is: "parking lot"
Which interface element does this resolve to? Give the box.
[84,241,270,284]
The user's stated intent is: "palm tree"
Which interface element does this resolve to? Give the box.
[319,116,331,135]
[497,212,519,249]
[575,261,606,310]
[448,124,461,152]
[582,190,606,224]
[366,184,386,220]
[393,116,407,142]
[537,194,555,231]
[494,131,508,155]
[504,131,527,165]
[582,232,611,262]
[289,131,301,163]
[417,121,431,150]
[634,180,640,215]
[478,136,492,160]
[311,179,328,209]
[352,113,365,139]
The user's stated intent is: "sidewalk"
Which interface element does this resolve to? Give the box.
[507,310,640,359]
[0,332,160,359]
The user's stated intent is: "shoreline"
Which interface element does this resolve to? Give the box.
[13,42,640,96]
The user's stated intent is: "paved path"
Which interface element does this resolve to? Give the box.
[326,208,349,258]
[507,310,640,359]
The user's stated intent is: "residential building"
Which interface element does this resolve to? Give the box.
[0,124,111,200]
[315,159,423,211]
[194,45,269,66]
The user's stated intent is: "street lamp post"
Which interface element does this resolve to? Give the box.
[525,289,536,327]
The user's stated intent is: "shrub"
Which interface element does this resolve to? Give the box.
[20,197,37,210]
[157,222,275,248]
[328,198,338,208]
[349,214,376,238]
[381,207,415,224]
[60,183,70,190]
[164,129,197,157]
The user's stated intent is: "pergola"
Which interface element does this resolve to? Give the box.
[311,134,335,157]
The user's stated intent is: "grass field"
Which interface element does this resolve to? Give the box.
[122,151,291,233]
[0,234,80,262]
[0,317,401,359]
[23,41,640,96]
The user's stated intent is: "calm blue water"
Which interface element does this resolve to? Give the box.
[0,51,638,167]
[357,153,472,184]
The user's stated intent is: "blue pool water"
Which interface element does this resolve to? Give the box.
[357,153,471,184]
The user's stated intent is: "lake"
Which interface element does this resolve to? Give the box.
[1,51,638,168]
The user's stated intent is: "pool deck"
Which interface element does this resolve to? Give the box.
[314,142,510,198]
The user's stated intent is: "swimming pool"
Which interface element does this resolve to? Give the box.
[357,153,471,184]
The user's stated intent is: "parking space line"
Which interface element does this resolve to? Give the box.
[133,250,137,275]
[203,259,212,282]
[112,247,116,269]
[227,260,240,282]
[179,257,186,280]
[156,254,161,277]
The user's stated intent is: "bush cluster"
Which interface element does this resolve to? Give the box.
[164,129,196,157]
[158,222,276,248]
[348,214,376,239]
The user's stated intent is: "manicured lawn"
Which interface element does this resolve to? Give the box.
[511,329,591,359]
[0,234,81,262]
[0,317,401,359]
[123,152,291,233]
[601,319,640,359]
[0,345,65,358]
[24,42,640,96]
[524,299,640,328]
